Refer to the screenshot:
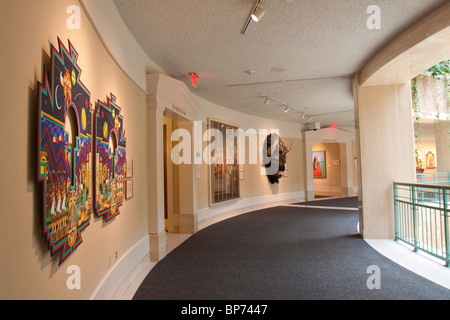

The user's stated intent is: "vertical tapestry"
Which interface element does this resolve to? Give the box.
[37,38,93,265]
[94,94,126,222]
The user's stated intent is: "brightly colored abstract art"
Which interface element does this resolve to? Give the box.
[94,94,126,222]
[37,38,93,265]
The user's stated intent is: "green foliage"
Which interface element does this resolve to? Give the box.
[427,59,450,78]
[412,58,450,153]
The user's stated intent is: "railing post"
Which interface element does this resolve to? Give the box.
[443,189,449,267]
[394,184,398,241]
[412,185,419,252]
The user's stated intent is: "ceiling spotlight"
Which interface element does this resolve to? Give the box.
[301,113,307,119]
[251,6,265,22]
[264,97,270,105]
[283,106,290,113]
[241,0,264,34]
[307,116,313,122]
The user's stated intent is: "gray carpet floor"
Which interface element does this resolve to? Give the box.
[133,198,450,300]
[296,196,359,208]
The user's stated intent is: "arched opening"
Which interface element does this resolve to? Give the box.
[109,130,118,180]
[65,105,78,188]
[162,109,195,234]
[304,128,356,201]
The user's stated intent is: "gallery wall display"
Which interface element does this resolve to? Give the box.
[313,151,327,179]
[94,94,127,222]
[209,119,240,204]
[426,151,436,169]
[264,133,291,184]
[37,38,129,265]
[37,38,93,265]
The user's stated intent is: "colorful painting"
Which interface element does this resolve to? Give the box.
[94,94,126,222]
[426,151,435,169]
[313,151,327,179]
[37,38,93,265]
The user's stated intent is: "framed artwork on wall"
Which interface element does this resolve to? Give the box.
[126,159,133,178]
[37,38,93,265]
[426,151,435,169]
[208,119,240,205]
[313,151,327,179]
[125,179,134,200]
[94,94,127,222]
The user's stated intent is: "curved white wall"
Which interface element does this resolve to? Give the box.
[81,0,166,92]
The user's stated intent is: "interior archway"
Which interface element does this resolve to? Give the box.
[65,105,79,188]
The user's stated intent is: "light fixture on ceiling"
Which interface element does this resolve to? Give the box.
[241,0,264,35]
[261,94,312,122]
[251,6,265,22]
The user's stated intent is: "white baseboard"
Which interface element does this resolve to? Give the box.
[90,235,150,300]
[198,191,305,227]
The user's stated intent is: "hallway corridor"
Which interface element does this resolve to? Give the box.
[132,198,450,300]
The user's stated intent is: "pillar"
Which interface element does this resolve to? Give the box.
[176,121,198,234]
[147,93,166,261]
[354,73,416,239]
[435,119,450,174]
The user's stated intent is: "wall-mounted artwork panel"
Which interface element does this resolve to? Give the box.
[209,119,240,204]
[94,94,127,222]
[313,151,327,179]
[37,38,92,265]
[263,133,291,184]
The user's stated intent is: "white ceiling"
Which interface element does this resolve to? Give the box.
[112,0,446,127]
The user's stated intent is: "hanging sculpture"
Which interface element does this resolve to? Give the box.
[94,94,126,222]
[264,133,291,184]
[37,38,93,265]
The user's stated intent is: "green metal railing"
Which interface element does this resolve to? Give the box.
[394,182,450,267]
[417,173,450,186]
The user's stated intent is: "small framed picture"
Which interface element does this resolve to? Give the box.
[313,151,327,179]
[125,179,133,199]
[126,159,133,178]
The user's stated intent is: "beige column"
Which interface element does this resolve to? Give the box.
[435,122,450,173]
[354,73,416,239]
[340,142,356,197]
[176,121,198,234]
[147,94,166,261]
